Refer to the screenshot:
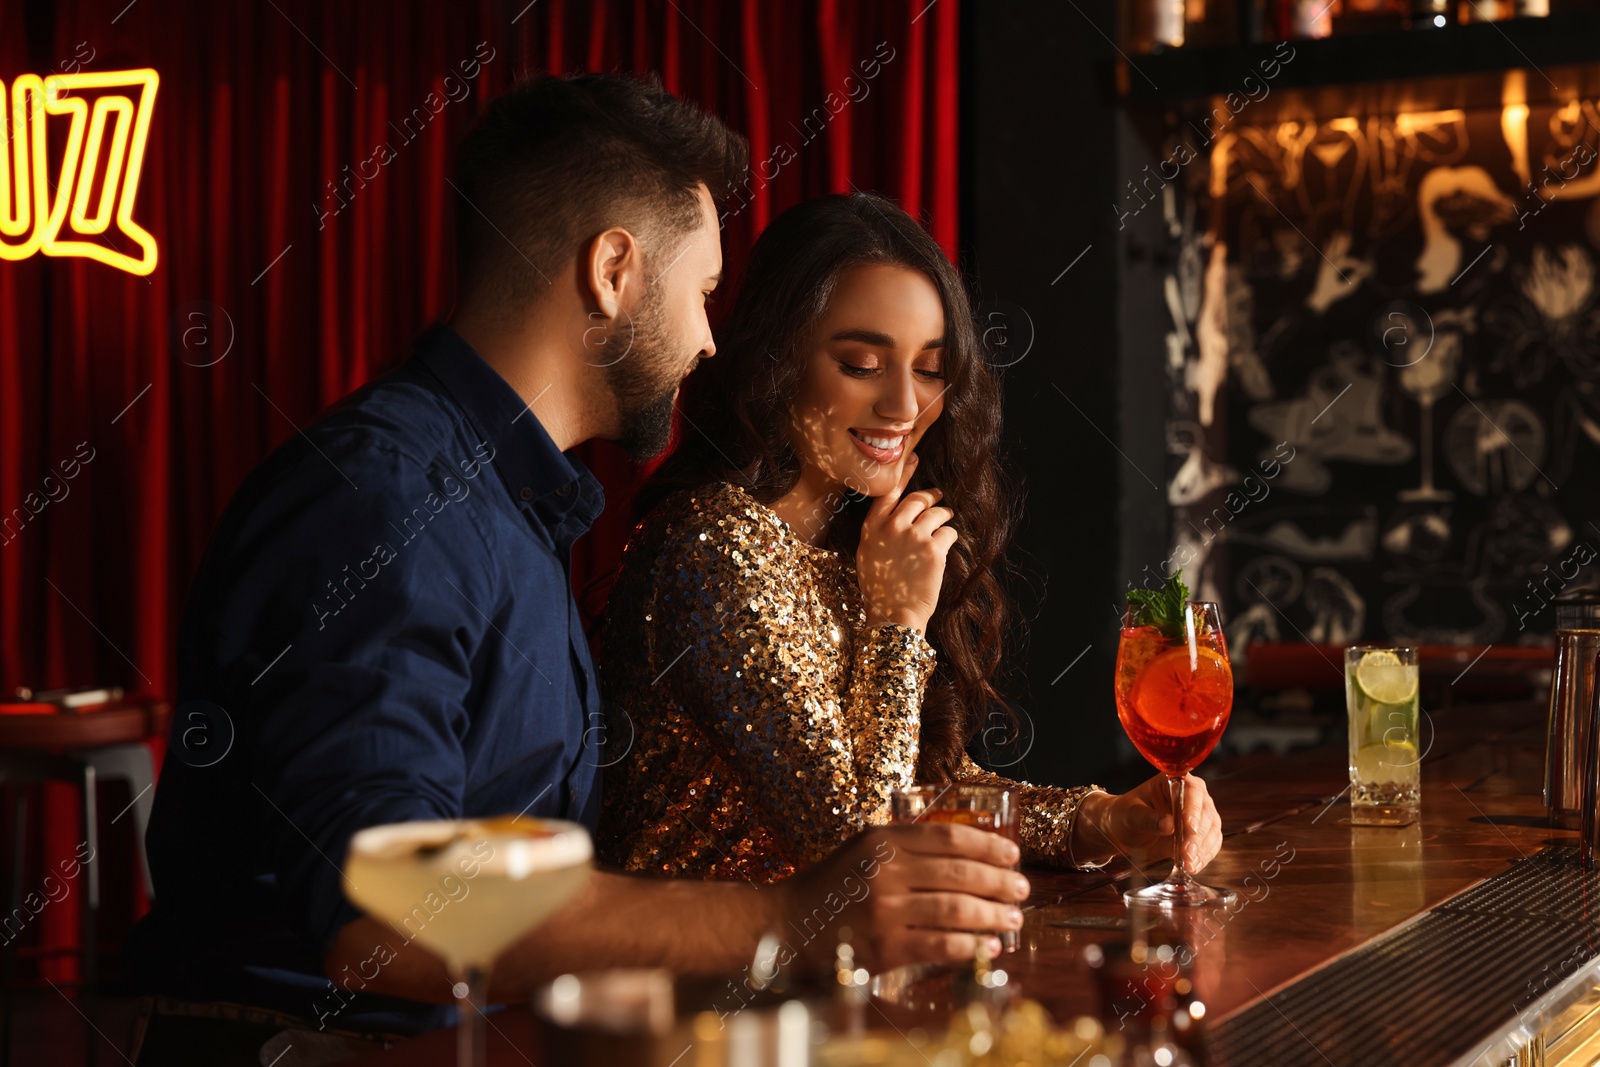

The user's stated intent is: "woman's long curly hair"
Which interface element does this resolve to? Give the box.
[634,192,1021,784]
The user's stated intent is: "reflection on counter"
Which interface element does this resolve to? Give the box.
[1350,820,1427,934]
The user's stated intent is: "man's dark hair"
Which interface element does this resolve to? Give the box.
[453,72,749,314]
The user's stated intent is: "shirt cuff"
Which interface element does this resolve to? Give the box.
[316,898,369,965]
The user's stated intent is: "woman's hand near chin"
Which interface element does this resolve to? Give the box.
[856,452,957,635]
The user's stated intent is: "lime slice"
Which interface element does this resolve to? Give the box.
[1355,650,1417,705]
[1355,740,1418,782]
[1384,738,1419,768]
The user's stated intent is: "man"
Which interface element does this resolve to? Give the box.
[124,74,1036,1063]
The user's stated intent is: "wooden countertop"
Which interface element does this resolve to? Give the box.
[348,700,1567,1064]
[993,699,1566,1029]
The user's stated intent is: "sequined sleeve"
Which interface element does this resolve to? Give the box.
[955,753,1107,870]
[652,506,937,864]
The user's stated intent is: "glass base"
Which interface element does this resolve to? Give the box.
[1123,877,1238,909]
[1350,803,1418,827]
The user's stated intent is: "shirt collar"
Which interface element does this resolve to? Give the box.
[408,323,604,535]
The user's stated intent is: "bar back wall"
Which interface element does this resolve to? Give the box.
[1150,90,1600,652]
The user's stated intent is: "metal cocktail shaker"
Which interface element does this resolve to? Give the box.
[1583,650,1600,869]
[1545,590,1600,829]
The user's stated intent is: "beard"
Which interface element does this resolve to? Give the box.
[601,287,684,461]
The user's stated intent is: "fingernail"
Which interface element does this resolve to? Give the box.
[1004,840,1021,863]
[987,937,1002,956]
[1009,908,1024,928]
[1013,875,1030,899]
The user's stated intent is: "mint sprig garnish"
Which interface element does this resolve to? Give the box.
[1126,573,1190,639]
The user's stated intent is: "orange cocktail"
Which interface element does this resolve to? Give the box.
[1114,617,1232,776]
[1117,577,1236,908]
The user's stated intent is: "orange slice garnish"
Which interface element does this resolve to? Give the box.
[1129,646,1233,737]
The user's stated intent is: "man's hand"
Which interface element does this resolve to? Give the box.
[324,824,1032,1005]
[776,822,1029,972]
[1073,774,1222,872]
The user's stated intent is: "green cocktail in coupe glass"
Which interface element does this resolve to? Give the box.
[344,816,592,1067]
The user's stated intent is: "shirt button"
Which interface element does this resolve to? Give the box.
[557,482,573,496]
[519,487,534,501]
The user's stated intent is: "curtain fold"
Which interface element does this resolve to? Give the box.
[0,0,960,982]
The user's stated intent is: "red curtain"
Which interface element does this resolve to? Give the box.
[0,0,960,981]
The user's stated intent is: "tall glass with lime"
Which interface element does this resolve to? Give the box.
[1345,646,1421,826]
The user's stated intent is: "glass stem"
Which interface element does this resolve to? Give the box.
[454,965,488,1067]
[1168,774,1189,886]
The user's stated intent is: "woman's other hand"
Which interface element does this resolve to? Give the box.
[1073,774,1222,872]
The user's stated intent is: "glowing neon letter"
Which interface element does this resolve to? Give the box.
[0,68,159,275]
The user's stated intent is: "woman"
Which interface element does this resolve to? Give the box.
[594,192,1222,882]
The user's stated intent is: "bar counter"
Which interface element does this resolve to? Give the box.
[352,699,1592,1066]
[1008,698,1589,1065]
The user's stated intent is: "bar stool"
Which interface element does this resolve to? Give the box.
[0,699,168,1067]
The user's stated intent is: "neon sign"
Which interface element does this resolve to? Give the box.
[0,69,159,276]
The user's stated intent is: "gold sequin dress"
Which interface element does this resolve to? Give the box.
[595,481,1102,882]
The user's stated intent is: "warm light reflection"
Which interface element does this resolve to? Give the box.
[1503,103,1530,188]
[0,69,159,275]
[1393,109,1466,136]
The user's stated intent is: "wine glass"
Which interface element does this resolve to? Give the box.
[1114,600,1236,907]
[343,816,593,1066]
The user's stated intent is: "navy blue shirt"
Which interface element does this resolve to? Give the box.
[126,324,605,1034]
